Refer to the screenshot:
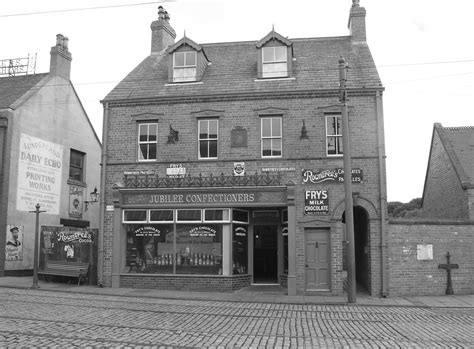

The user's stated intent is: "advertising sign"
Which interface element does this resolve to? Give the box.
[304,190,329,215]
[233,162,245,176]
[302,168,363,184]
[5,225,24,261]
[16,133,63,214]
[166,164,186,178]
[69,185,84,218]
[133,226,161,237]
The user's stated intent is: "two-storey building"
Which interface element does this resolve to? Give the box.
[101,1,387,296]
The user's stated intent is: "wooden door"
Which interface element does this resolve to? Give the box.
[305,228,330,291]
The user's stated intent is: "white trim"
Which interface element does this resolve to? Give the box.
[254,77,296,82]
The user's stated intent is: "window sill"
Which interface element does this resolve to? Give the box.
[165,81,203,86]
[67,179,86,187]
[254,77,296,82]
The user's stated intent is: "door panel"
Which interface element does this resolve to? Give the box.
[305,228,330,291]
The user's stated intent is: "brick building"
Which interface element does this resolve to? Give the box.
[0,35,101,276]
[421,123,474,220]
[100,1,387,296]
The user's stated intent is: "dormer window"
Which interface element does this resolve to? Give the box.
[262,46,287,78]
[173,51,197,82]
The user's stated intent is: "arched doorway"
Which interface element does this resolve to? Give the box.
[342,206,370,294]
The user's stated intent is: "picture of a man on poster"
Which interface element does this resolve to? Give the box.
[7,226,21,247]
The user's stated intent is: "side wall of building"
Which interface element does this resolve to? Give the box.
[422,131,469,219]
[388,221,473,296]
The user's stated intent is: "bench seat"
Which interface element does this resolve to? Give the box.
[38,261,90,285]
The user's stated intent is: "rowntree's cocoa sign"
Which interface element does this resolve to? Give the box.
[302,168,363,184]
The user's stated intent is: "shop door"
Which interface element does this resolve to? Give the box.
[253,226,278,283]
[305,228,330,291]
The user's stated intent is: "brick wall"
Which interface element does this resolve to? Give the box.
[388,220,474,296]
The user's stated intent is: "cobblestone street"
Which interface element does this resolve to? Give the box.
[0,287,473,348]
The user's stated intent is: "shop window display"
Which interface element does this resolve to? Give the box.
[232,224,248,274]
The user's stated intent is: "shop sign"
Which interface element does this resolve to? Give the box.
[69,185,83,218]
[133,226,161,237]
[304,190,329,215]
[189,226,216,237]
[233,162,245,176]
[302,168,363,184]
[261,167,296,172]
[417,244,433,260]
[124,170,155,176]
[234,226,247,237]
[56,231,93,243]
[166,164,186,178]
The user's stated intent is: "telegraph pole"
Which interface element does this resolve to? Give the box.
[339,57,357,303]
[30,203,46,289]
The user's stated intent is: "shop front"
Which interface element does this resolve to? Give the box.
[111,184,292,292]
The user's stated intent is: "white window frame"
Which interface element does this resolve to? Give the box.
[198,119,218,159]
[138,122,158,161]
[149,209,174,223]
[261,116,282,158]
[173,51,197,82]
[204,209,231,223]
[325,114,343,156]
[176,209,202,223]
[262,46,288,78]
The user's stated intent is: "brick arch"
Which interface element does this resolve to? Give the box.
[332,195,378,220]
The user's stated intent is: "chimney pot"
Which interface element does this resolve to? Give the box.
[63,37,69,50]
[150,6,176,53]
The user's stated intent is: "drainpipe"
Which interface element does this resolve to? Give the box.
[97,102,109,287]
[376,91,388,297]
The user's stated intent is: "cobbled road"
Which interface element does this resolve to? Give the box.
[0,287,472,348]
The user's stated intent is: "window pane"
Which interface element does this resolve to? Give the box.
[174,52,185,67]
[274,46,287,62]
[150,210,174,222]
[123,210,147,222]
[327,137,336,155]
[148,124,157,141]
[177,209,201,221]
[198,120,208,136]
[205,209,229,221]
[232,210,249,223]
[208,120,218,139]
[148,144,157,160]
[272,118,281,136]
[262,47,274,62]
[139,124,149,141]
[262,118,271,137]
[126,224,174,274]
[272,139,282,156]
[337,136,343,154]
[233,224,248,275]
[199,141,208,158]
[185,51,196,65]
[263,63,287,78]
[262,139,272,156]
[175,224,223,275]
[209,140,217,157]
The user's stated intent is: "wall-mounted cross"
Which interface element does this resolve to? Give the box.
[438,252,459,295]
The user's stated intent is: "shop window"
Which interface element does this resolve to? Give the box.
[175,224,223,275]
[198,119,218,159]
[326,114,343,156]
[232,224,248,275]
[150,209,174,223]
[261,116,282,158]
[125,224,174,274]
[138,122,158,161]
[177,209,202,222]
[123,210,147,223]
[204,209,230,222]
[69,149,85,182]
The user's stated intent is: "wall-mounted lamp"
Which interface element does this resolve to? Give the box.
[300,119,309,140]
[84,187,99,211]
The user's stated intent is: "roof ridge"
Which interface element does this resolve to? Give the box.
[443,126,474,130]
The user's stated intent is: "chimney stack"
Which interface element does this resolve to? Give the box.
[348,0,367,42]
[50,34,72,79]
[150,6,176,53]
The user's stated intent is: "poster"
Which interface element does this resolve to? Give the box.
[69,185,84,218]
[304,189,329,215]
[16,133,63,214]
[5,225,24,261]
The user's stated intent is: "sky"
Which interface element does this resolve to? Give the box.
[1,0,473,203]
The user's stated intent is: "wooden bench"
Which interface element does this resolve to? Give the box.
[38,260,90,286]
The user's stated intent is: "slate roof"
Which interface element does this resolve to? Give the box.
[103,36,382,103]
[436,123,474,188]
[0,73,49,109]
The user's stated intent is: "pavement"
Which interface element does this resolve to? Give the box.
[0,276,473,308]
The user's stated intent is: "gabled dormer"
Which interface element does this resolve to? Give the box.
[256,30,293,79]
[166,36,209,83]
